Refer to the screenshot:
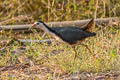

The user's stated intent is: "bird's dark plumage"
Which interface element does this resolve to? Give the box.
[51,27,96,44]
[50,19,96,44]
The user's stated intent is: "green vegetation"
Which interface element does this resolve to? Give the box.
[0,0,120,79]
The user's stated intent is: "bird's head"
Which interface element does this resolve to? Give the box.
[32,21,45,29]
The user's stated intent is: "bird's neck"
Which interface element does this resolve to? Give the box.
[40,22,66,43]
[41,23,56,34]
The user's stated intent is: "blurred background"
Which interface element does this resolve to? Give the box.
[0,0,120,24]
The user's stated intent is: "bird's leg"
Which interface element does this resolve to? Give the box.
[80,43,92,54]
[80,43,96,61]
[72,46,77,60]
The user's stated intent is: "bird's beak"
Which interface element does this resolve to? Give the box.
[32,24,36,28]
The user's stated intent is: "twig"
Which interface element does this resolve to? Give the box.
[94,0,98,20]
[17,39,55,43]
[0,39,55,50]
[0,63,30,72]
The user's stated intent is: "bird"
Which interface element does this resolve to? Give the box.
[32,19,96,60]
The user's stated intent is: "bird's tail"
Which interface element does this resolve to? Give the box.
[90,32,96,36]
[87,32,96,38]
[83,18,94,32]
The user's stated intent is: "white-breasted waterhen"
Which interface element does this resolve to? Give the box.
[32,19,96,60]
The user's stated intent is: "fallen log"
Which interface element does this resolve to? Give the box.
[0,17,119,32]
[0,39,55,50]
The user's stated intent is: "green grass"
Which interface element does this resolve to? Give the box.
[0,26,120,79]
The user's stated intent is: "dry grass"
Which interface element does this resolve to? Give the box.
[0,0,120,24]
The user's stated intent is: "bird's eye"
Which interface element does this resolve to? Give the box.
[36,23,40,25]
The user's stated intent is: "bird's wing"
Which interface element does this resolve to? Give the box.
[51,27,82,32]
[53,27,92,43]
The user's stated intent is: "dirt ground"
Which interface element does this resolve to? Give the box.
[0,63,120,80]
